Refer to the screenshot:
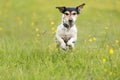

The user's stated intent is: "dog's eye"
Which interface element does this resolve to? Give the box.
[65,13,69,15]
[72,13,77,15]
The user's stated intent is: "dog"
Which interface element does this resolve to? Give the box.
[55,3,85,50]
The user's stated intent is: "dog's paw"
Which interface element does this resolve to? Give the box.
[61,43,66,50]
[67,42,74,49]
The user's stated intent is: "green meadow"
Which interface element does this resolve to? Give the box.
[0,0,120,80]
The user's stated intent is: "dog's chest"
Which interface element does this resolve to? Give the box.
[59,28,75,41]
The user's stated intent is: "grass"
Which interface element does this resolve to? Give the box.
[0,0,120,80]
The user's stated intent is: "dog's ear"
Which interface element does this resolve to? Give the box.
[76,3,85,14]
[56,6,66,13]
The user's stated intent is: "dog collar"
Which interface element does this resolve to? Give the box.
[63,23,70,28]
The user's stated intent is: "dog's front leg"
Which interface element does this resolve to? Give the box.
[67,35,77,49]
[55,35,66,50]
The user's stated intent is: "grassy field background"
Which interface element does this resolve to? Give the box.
[0,0,120,80]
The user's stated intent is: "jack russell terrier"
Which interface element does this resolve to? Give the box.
[55,3,85,50]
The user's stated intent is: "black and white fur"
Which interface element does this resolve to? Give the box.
[55,3,85,50]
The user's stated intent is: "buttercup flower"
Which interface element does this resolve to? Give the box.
[0,27,2,31]
[105,27,108,30]
[35,28,39,32]
[51,27,56,35]
[102,58,106,63]
[36,34,40,37]
[88,38,92,42]
[115,40,119,44]
[31,21,35,26]
[109,72,113,76]
[109,48,114,55]
[50,21,54,25]
[104,69,107,72]
[56,48,59,51]
[106,45,109,48]
[93,37,96,41]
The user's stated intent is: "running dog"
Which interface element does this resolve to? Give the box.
[55,3,85,50]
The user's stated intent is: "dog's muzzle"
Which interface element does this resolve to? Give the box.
[63,18,74,28]
[69,19,73,23]
[69,19,74,27]
[68,18,73,23]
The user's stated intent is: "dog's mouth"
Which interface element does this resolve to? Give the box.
[63,19,75,28]
[69,22,73,27]
[63,22,74,28]
[68,21,75,27]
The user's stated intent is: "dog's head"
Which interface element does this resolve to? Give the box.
[56,3,85,27]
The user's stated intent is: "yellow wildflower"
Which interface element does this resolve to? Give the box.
[35,28,39,32]
[48,45,53,51]
[31,21,35,26]
[109,48,114,55]
[115,40,119,44]
[56,48,59,51]
[0,27,3,31]
[50,21,54,25]
[36,34,40,37]
[52,27,56,35]
[88,38,92,42]
[105,27,108,30]
[106,45,109,48]
[109,72,113,76]
[93,37,96,41]
[104,69,107,72]
[52,27,55,31]
[102,58,106,63]
[52,30,56,35]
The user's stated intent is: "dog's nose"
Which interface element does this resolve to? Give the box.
[69,19,73,23]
